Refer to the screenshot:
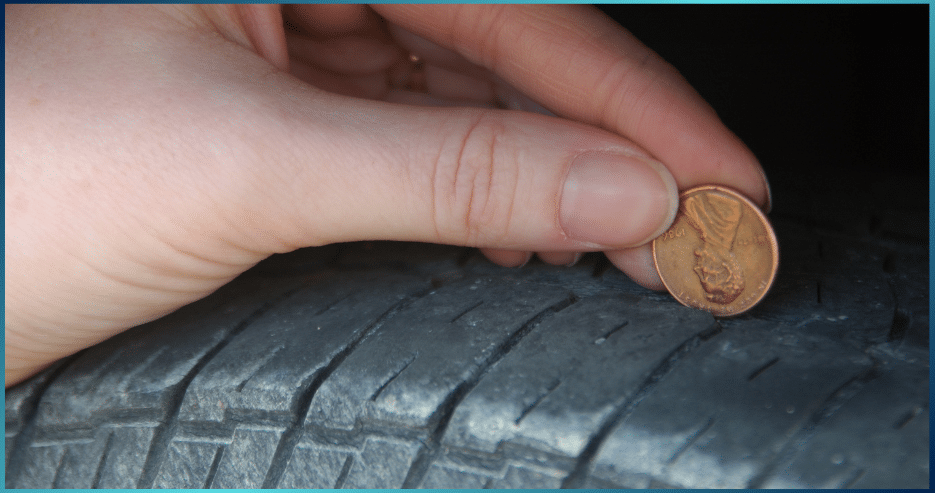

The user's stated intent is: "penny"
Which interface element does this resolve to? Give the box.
[652,185,778,317]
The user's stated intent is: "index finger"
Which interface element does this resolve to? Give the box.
[372,4,770,210]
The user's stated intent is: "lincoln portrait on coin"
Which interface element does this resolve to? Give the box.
[682,193,746,304]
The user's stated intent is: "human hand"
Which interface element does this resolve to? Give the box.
[5,4,769,386]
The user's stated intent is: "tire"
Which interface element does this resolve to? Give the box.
[6,5,928,490]
[6,207,929,489]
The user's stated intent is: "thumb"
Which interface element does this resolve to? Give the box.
[238,91,678,254]
[223,4,679,254]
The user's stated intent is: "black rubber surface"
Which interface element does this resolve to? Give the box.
[6,5,928,489]
[6,215,929,488]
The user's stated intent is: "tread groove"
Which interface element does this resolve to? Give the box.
[745,358,883,489]
[5,353,84,488]
[840,467,867,488]
[90,430,115,488]
[234,344,285,393]
[332,455,354,488]
[747,357,781,382]
[81,347,127,391]
[314,294,352,316]
[261,288,437,488]
[401,294,580,488]
[258,367,323,489]
[887,307,911,342]
[456,247,475,267]
[50,441,68,488]
[117,346,168,393]
[594,321,629,345]
[560,321,724,488]
[134,285,308,488]
[893,405,923,430]
[590,253,611,278]
[450,301,484,323]
[203,445,225,488]
[515,379,562,425]
[370,354,419,402]
[666,417,715,465]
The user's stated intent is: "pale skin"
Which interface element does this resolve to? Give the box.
[5,4,770,386]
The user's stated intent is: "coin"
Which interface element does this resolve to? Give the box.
[652,185,778,317]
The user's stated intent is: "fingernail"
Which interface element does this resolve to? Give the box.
[565,252,584,267]
[559,151,678,248]
[516,252,533,268]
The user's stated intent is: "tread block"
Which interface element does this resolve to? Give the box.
[420,459,567,488]
[762,346,929,488]
[47,435,111,488]
[152,439,225,488]
[6,361,61,434]
[421,463,489,489]
[211,425,286,488]
[178,273,429,423]
[278,442,353,488]
[759,223,895,342]
[487,464,566,488]
[12,443,66,489]
[306,278,574,430]
[16,428,112,489]
[588,321,875,488]
[34,276,304,428]
[278,436,420,488]
[96,426,158,488]
[442,293,714,458]
[5,359,69,475]
[4,438,15,472]
[342,437,422,488]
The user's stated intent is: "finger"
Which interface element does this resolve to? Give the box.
[537,251,583,267]
[220,76,678,253]
[387,25,557,116]
[285,33,403,76]
[424,64,495,103]
[372,5,770,210]
[383,89,497,109]
[493,78,557,115]
[605,245,667,290]
[387,23,492,81]
[384,75,551,115]
[289,57,388,99]
[284,4,377,38]
[480,248,532,268]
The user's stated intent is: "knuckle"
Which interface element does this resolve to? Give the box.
[433,113,518,245]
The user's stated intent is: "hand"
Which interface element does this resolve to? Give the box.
[5,4,769,386]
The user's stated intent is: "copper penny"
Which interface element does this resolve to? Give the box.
[652,185,779,317]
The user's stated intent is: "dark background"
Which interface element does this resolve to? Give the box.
[598,5,928,242]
